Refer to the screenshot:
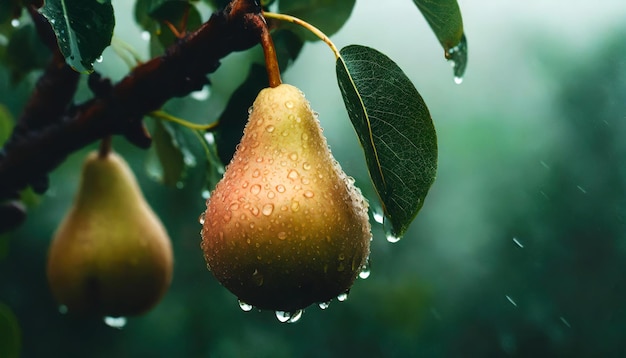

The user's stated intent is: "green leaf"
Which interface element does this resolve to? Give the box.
[278,0,355,41]
[412,0,467,80]
[5,24,51,83]
[40,0,115,73]
[148,119,193,187]
[0,302,20,358]
[134,0,201,56]
[0,104,14,146]
[336,45,437,238]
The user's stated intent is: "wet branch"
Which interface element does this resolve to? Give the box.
[0,0,265,232]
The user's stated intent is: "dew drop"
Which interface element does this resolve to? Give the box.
[198,213,206,225]
[238,300,253,312]
[359,258,371,279]
[445,34,468,84]
[276,184,286,193]
[103,316,127,329]
[337,292,349,302]
[229,203,240,211]
[289,152,298,161]
[383,217,401,243]
[242,181,249,188]
[275,309,303,323]
[267,191,275,199]
[248,106,254,114]
[250,184,261,195]
[58,305,68,314]
[303,190,314,198]
[266,125,275,133]
[252,269,264,286]
[302,162,311,171]
[262,204,274,216]
[11,19,20,28]
[291,200,300,212]
[278,231,287,240]
[96,55,103,63]
[141,31,151,41]
[318,301,330,310]
[301,133,308,141]
[284,101,294,109]
[288,170,299,179]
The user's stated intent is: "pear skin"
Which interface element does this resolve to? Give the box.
[47,151,173,317]
[202,84,371,312]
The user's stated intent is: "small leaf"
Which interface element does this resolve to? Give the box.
[0,302,20,358]
[336,45,437,238]
[278,0,355,41]
[412,0,467,80]
[134,0,201,55]
[40,0,115,73]
[0,104,15,146]
[149,119,193,187]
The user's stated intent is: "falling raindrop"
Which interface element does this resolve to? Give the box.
[58,305,68,314]
[103,316,127,329]
[318,301,331,310]
[238,300,253,312]
[359,258,371,279]
[383,217,401,243]
[505,295,517,307]
[445,34,468,84]
[337,292,349,302]
[275,309,303,323]
[512,237,524,248]
[191,85,210,101]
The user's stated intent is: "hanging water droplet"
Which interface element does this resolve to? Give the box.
[202,190,211,199]
[198,212,206,225]
[95,55,104,63]
[275,309,303,323]
[103,316,127,329]
[238,300,253,312]
[141,31,151,41]
[359,258,371,279]
[383,217,401,243]
[191,85,211,101]
[337,292,349,302]
[318,301,330,310]
[11,19,20,28]
[445,34,467,84]
[58,305,68,314]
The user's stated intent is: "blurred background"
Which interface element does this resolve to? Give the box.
[2,0,626,356]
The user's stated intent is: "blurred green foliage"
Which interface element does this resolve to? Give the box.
[1,1,626,357]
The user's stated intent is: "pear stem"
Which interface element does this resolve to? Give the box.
[98,136,112,158]
[263,12,341,59]
[252,14,281,87]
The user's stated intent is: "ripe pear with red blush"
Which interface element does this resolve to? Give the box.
[47,151,173,317]
[201,84,371,312]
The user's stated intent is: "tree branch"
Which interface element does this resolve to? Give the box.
[0,0,265,232]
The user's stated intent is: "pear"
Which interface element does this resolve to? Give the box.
[47,151,173,317]
[201,84,371,312]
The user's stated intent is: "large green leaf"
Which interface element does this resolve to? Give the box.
[412,0,467,81]
[40,0,115,73]
[336,45,437,239]
[278,0,355,41]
